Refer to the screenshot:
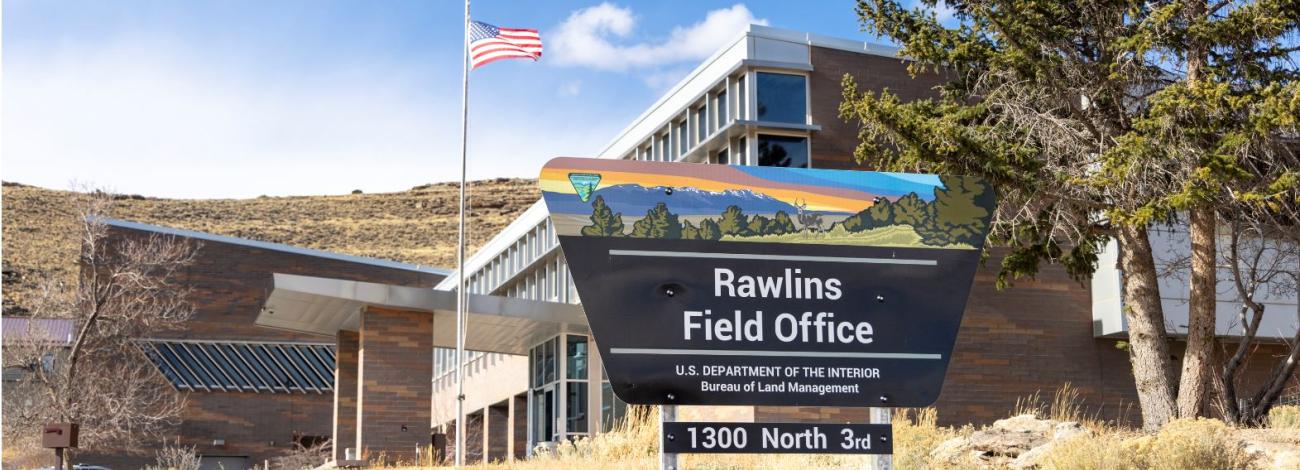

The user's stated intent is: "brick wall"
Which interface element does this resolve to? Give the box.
[334,330,360,461]
[356,306,433,462]
[808,46,947,170]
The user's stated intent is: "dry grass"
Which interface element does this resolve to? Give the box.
[891,408,970,469]
[302,386,1299,470]
[1,179,539,315]
[1269,405,1300,429]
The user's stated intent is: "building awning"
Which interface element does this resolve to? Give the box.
[257,273,588,355]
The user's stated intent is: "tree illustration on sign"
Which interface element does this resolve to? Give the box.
[630,202,683,239]
[581,196,625,237]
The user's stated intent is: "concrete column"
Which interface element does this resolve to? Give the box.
[333,330,360,462]
[356,306,433,463]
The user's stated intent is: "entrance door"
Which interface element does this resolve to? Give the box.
[531,384,557,447]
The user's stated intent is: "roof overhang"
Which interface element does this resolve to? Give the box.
[258,273,588,355]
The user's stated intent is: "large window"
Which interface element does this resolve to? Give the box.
[757,134,809,168]
[756,72,807,124]
[600,382,629,432]
[530,335,592,449]
[695,107,707,143]
[716,90,729,126]
[676,121,688,156]
[565,335,589,437]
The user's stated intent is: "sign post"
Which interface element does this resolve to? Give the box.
[540,158,995,464]
[659,405,680,470]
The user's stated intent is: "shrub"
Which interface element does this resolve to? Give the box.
[1039,434,1135,470]
[1144,418,1256,470]
[1269,405,1300,429]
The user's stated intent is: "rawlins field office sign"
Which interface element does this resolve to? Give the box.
[541,157,995,408]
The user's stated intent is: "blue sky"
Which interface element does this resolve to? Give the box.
[2,1,935,198]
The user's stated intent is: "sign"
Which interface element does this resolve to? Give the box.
[42,423,78,448]
[541,158,995,407]
[662,422,892,454]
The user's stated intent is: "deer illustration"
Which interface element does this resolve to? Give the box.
[794,198,824,233]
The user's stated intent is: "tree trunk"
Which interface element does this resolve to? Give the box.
[1178,207,1217,417]
[1118,224,1178,430]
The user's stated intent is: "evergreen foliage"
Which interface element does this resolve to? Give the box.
[717,205,752,236]
[581,196,626,237]
[698,219,723,240]
[630,202,683,239]
[681,220,701,240]
[772,211,798,234]
[842,0,1299,429]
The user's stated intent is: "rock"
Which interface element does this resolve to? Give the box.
[969,426,1048,457]
[1009,441,1055,469]
[930,436,976,466]
[1053,421,1090,440]
[993,414,1057,435]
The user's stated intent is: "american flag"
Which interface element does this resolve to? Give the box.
[469,20,542,69]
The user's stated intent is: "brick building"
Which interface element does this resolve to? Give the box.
[80,219,446,470]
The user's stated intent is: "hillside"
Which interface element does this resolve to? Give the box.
[1,179,539,315]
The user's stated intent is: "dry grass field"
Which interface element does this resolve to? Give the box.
[1,179,539,315]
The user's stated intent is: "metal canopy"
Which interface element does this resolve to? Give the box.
[257,273,588,355]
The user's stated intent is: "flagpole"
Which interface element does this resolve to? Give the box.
[454,0,471,467]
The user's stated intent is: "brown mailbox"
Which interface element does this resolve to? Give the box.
[42,423,78,448]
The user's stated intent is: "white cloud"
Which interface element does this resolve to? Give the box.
[2,41,613,198]
[549,3,768,71]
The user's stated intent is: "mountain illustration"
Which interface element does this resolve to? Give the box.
[548,184,853,217]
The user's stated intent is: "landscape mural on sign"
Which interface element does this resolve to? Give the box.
[540,158,995,250]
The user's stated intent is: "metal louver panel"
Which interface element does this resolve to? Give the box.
[143,340,335,394]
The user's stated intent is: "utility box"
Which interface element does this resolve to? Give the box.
[42,423,78,448]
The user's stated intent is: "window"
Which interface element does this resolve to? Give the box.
[567,336,588,380]
[756,72,807,124]
[733,136,748,166]
[695,107,707,142]
[757,134,809,168]
[736,75,747,120]
[716,148,729,165]
[676,121,688,156]
[717,90,729,125]
[565,335,590,436]
[145,340,335,393]
[601,382,629,432]
[567,383,588,434]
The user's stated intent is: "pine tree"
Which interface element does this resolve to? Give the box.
[581,196,626,237]
[681,220,701,240]
[748,215,772,235]
[630,202,683,239]
[892,193,930,228]
[772,211,798,234]
[843,0,1299,429]
[698,219,723,240]
[916,176,993,247]
[717,205,751,236]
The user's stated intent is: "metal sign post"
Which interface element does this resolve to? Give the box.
[871,408,893,470]
[659,405,680,470]
[540,158,994,464]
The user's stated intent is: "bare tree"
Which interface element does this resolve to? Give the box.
[2,189,199,469]
[1215,211,1300,426]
